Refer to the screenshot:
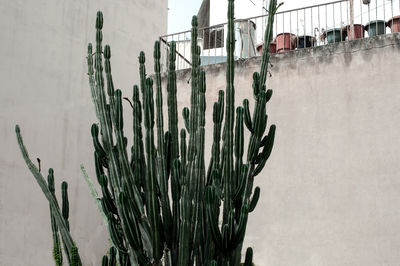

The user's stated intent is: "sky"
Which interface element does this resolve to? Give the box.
[167,0,337,34]
[168,0,203,33]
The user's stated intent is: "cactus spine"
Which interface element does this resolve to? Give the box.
[16,0,280,265]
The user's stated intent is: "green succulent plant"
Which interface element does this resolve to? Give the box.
[15,0,281,265]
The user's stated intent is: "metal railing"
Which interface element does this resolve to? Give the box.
[160,0,400,71]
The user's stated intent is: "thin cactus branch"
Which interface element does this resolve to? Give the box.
[15,126,82,266]
[47,169,63,266]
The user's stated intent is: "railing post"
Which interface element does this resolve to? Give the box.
[350,0,355,40]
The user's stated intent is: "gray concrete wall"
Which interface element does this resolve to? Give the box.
[2,0,400,264]
[162,33,400,266]
[0,0,167,265]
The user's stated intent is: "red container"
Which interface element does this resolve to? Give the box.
[387,16,400,33]
[269,43,277,54]
[346,24,365,40]
[276,33,295,53]
[256,42,277,55]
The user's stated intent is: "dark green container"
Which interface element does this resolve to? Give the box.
[326,28,346,43]
[365,20,386,36]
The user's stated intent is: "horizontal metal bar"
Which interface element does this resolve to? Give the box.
[159,37,192,66]
[275,0,348,15]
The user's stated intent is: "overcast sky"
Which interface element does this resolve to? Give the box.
[167,0,338,33]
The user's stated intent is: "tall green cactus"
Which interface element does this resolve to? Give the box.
[16,0,280,265]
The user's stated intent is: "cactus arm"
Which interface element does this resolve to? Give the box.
[204,170,223,263]
[245,91,267,206]
[70,245,80,266]
[91,124,107,168]
[186,17,200,168]
[143,77,163,262]
[182,108,190,132]
[61,183,73,266]
[114,89,146,217]
[119,192,150,265]
[229,205,249,249]
[192,70,207,260]
[92,28,140,266]
[178,149,196,266]
[242,0,278,217]
[109,247,117,266]
[105,44,145,219]
[234,107,244,190]
[244,93,268,213]
[243,99,253,133]
[221,224,230,254]
[206,90,224,186]
[244,92,275,205]
[15,125,81,265]
[253,124,276,176]
[88,13,123,206]
[87,42,102,122]
[247,91,267,164]
[170,159,181,264]
[107,213,127,253]
[178,15,200,266]
[102,255,109,266]
[164,131,172,177]
[47,169,63,266]
[154,40,173,249]
[99,175,118,215]
[91,12,114,155]
[186,45,203,263]
[221,0,236,224]
[217,90,225,173]
[248,187,260,212]
[50,206,63,266]
[106,47,154,261]
[243,247,253,266]
[174,137,184,264]
[205,186,224,251]
[166,41,180,161]
[177,184,191,266]
[233,164,249,202]
[179,129,187,177]
[259,0,279,89]
[163,248,172,266]
[244,0,279,181]
[132,103,154,261]
[139,51,146,95]
[61,182,70,231]
[90,13,148,264]
[188,17,200,152]
[132,85,146,190]
[206,155,214,187]
[80,165,111,238]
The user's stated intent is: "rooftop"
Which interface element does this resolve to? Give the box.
[160,0,400,71]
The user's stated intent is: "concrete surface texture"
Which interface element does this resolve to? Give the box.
[1,0,400,264]
[160,33,400,266]
[0,0,167,265]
